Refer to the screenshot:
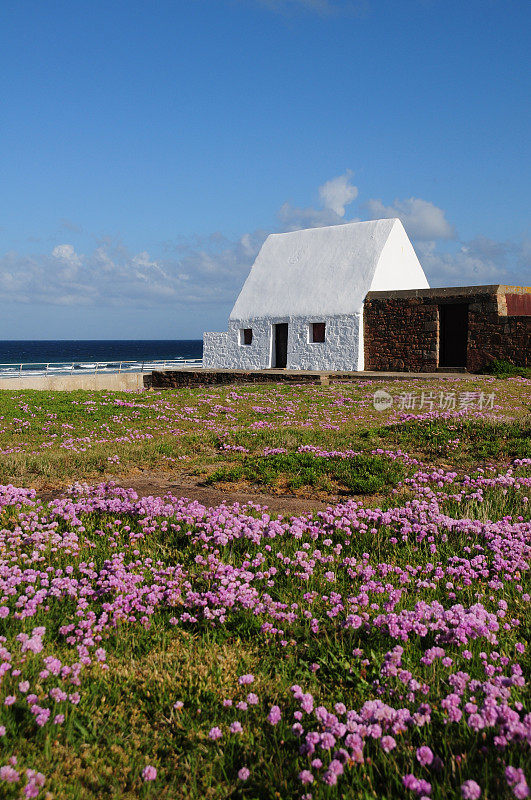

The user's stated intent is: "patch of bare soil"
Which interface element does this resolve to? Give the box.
[36,471,337,517]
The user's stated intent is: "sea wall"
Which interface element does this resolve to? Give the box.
[0,372,145,391]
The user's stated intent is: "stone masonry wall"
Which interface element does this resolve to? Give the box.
[363,298,438,371]
[466,291,530,371]
[148,370,324,388]
[468,313,530,371]
[364,286,530,372]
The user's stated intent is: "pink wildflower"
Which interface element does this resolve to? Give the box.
[416,746,434,766]
[461,780,481,799]
[381,735,397,752]
[267,705,281,725]
[0,765,19,782]
[142,765,157,781]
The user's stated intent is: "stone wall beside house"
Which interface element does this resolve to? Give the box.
[364,285,530,372]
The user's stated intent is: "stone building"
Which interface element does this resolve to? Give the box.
[203,218,429,371]
[364,285,530,372]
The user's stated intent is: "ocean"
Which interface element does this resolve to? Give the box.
[0,340,203,377]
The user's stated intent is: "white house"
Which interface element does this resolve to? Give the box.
[203,218,429,371]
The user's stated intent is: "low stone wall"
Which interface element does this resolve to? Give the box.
[149,369,324,388]
[148,369,489,389]
[364,285,530,372]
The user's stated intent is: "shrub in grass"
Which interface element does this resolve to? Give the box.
[487,359,531,379]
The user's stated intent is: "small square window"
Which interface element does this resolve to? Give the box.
[240,328,253,345]
[311,322,326,343]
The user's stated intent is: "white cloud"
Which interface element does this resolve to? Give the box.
[319,170,358,216]
[52,244,82,265]
[277,176,527,288]
[416,237,527,288]
[131,251,169,281]
[0,231,268,310]
[52,244,83,280]
[2,173,528,316]
[52,244,82,282]
[278,201,346,230]
[94,246,116,273]
[364,196,455,240]
[279,170,359,230]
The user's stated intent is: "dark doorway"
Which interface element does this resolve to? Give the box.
[274,323,288,368]
[439,304,469,368]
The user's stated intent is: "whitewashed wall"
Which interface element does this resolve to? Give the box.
[203,322,272,370]
[202,219,429,372]
[203,313,363,370]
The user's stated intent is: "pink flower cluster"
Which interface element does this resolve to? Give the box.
[0,449,527,796]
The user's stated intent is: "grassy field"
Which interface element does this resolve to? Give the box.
[0,377,529,799]
[0,375,529,493]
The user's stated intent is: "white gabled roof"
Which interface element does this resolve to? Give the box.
[229,218,429,321]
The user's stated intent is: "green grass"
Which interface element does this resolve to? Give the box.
[381,417,531,461]
[205,451,406,494]
[0,379,529,798]
[0,474,528,798]
[487,359,531,379]
[0,377,528,492]
[222,418,531,464]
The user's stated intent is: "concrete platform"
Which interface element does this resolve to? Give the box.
[0,372,145,391]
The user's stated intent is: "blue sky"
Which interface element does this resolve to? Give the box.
[0,0,529,339]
